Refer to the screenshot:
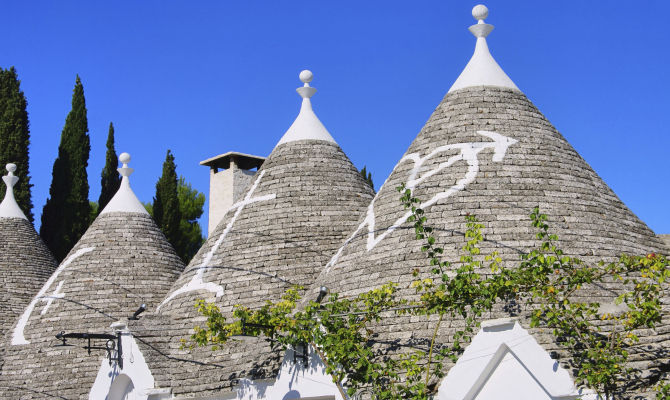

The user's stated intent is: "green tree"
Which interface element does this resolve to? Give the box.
[143,202,153,216]
[97,122,120,215]
[0,67,33,222]
[89,201,98,224]
[40,75,91,261]
[360,165,374,189]
[176,176,205,263]
[148,170,205,263]
[153,150,182,256]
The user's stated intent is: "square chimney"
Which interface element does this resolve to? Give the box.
[200,152,265,235]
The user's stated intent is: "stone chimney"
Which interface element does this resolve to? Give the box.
[200,152,265,234]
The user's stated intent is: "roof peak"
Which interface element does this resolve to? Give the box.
[100,153,149,215]
[0,163,28,220]
[448,4,519,93]
[275,70,337,148]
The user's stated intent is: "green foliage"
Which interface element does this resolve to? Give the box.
[153,150,181,252]
[359,165,374,189]
[657,382,670,400]
[89,201,98,224]
[518,207,669,399]
[152,152,205,263]
[0,66,33,222]
[143,202,153,216]
[97,122,120,214]
[40,76,91,261]
[175,176,205,263]
[190,183,669,399]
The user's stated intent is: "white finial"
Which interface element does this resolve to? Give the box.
[447,4,519,93]
[296,70,317,99]
[119,152,131,166]
[99,151,148,215]
[274,70,337,147]
[117,152,133,177]
[299,70,313,86]
[468,4,493,38]
[472,4,488,23]
[0,163,27,219]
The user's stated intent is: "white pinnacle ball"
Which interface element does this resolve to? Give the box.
[6,163,16,173]
[119,152,131,164]
[299,70,313,84]
[472,4,489,21]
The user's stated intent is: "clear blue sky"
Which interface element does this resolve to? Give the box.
[2,1,669,235]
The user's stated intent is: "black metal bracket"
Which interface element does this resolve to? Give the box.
[128,303,146,320]
[55,331,123,368]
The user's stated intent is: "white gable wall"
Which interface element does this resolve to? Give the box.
[87,320,595,400]
[436,319,591,400]
[263,347,344,400]
[89,342,344,400]
[90,330,156,400]
[224,346,344,400]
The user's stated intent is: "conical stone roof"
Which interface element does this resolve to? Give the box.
[0,164,58,366]
[308,5,669,397]
[131,71,375,398]
[0,218,57,338]
[0,154,184,399]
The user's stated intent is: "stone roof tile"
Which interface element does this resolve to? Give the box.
[0,212,184,399]
[307,85,668,397]
[137,137,374,398]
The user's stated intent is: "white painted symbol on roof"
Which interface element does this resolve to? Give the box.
[12,246,96,345]
[324,130,517,273]
[40,280,65,315]
[157,170,277,311]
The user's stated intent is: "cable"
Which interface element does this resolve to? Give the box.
[176,263,297,286]
[36,296,117,320]
[0,385,71,400]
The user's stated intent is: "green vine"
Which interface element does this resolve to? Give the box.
[189,184,669,399]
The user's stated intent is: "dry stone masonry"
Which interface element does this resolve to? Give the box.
[306,5,670,398]
[0,163,58,369]
[128,71,376,399]
[0,156,185,399]
[0,4,668,400]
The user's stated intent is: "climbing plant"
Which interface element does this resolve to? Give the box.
[191,184,669,399]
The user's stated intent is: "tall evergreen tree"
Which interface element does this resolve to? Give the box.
[176,176,205,263]
[153,150,181,254]
[40,75,91,261]
[0,67,34,222]
[359,165,374,190]
[97,122,120,215]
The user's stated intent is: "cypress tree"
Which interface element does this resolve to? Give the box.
[360,165,374,189]
[40,75,91,261]
[97,122,120,214]
[0,67,34,222]
[153,150,181,252]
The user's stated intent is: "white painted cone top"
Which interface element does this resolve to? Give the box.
[275,70,337,147]
[100,152,149,215]
[448,4,519,93]
[0,163,28,219]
